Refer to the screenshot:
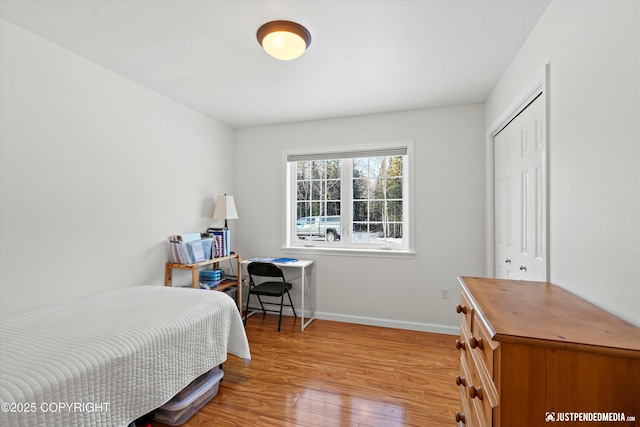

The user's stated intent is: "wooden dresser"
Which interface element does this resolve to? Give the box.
[455,276,640,427]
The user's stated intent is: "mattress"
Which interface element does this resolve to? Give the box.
[0,286,251,427]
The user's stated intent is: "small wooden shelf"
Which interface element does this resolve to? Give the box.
[165,254,242,310]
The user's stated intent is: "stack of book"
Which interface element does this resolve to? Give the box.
[168,233,213,264]
[206,228,230,258]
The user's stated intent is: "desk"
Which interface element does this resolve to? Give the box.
[242,259,316,331]
[165,254,242,311]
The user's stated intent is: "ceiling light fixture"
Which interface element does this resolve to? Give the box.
[257,20,311,61]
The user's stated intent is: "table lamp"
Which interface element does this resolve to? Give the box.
[213,194,238,229]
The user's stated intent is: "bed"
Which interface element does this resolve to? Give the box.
[0,286,251,427]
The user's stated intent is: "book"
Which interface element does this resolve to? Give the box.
[208,228,230,257]
[272,257,298,264]
[248,257,276,262]
[188,240,206,263]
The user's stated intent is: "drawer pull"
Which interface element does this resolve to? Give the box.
[469,385,484,400]
[519,265,527,271]
[455,375,467,386]
[455,340,466,350]
[469,336,484,350]
[456,304,468,314]
[455,412,467,424]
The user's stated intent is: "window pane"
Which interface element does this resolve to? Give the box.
[311,161,324,179]
[370,177,385,199]
[370,222,384,238]
[386,177,402,199]
[353,201,367,222]
[326,179,341,200]
[370,201,384,222]
[326,201,340,216]
[352,222,369,243]
[309,202,320,217]
[297,202,310,219]
[311,180,322,200]
[297,181,310,200]
[368,157,383,177]
[388,156,403,176]
[353,178,368,200]
[295,159,342,243]
[388,223,403,239]
[297,162,310,180]
[326,160,341,179]
[387,200,403,222]
[351,155,404,245]
[353,158,368,177]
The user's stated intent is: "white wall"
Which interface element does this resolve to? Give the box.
[234,105,485,333]
[485,1,640,325]
[0,20,235,317]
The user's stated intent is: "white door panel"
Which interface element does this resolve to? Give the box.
[495,94,546,281]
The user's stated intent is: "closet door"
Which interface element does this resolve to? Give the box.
[494,94,546,281]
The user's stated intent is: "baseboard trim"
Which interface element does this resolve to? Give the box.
[315,311,460,335]
[255,307,460,335]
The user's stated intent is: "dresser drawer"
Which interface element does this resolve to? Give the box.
[458,389,477,426]
[457,289,474,332]
[469,314,498,378]
[465,358,495,427]
[457,354,476,427]
[460,314,498,427]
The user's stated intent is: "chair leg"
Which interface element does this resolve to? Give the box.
[243,293,249,326]
[277,293,286,332]
[256,294,266,314]
[244,292,269,326]
[287,289,297,318]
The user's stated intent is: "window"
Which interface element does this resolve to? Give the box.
[284,141,413,254]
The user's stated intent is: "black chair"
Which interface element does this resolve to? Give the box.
[244,262,297,331]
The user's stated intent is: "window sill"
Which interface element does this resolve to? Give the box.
[281,245,416,259]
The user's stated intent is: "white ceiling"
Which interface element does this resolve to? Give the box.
[0,0,550,128]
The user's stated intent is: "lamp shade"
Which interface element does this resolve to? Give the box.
[257,20,311,61]
[213,195,238,221]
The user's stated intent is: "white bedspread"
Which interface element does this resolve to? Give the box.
[0,286,251,427]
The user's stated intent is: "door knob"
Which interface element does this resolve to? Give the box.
[519,265,527,271]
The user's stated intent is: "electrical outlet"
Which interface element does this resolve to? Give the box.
[441,287,449,299]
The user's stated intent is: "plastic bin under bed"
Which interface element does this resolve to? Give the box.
[151,366,224,426]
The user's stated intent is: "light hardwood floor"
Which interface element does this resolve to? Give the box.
[148,314,460,427]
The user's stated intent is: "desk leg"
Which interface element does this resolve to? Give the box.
[301,264,316,331]
[301,265,305,331]
[236,256,242,311]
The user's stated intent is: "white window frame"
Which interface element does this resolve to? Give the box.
[282,140,415,258]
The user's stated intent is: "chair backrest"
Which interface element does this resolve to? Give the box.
[248,262,286,281]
